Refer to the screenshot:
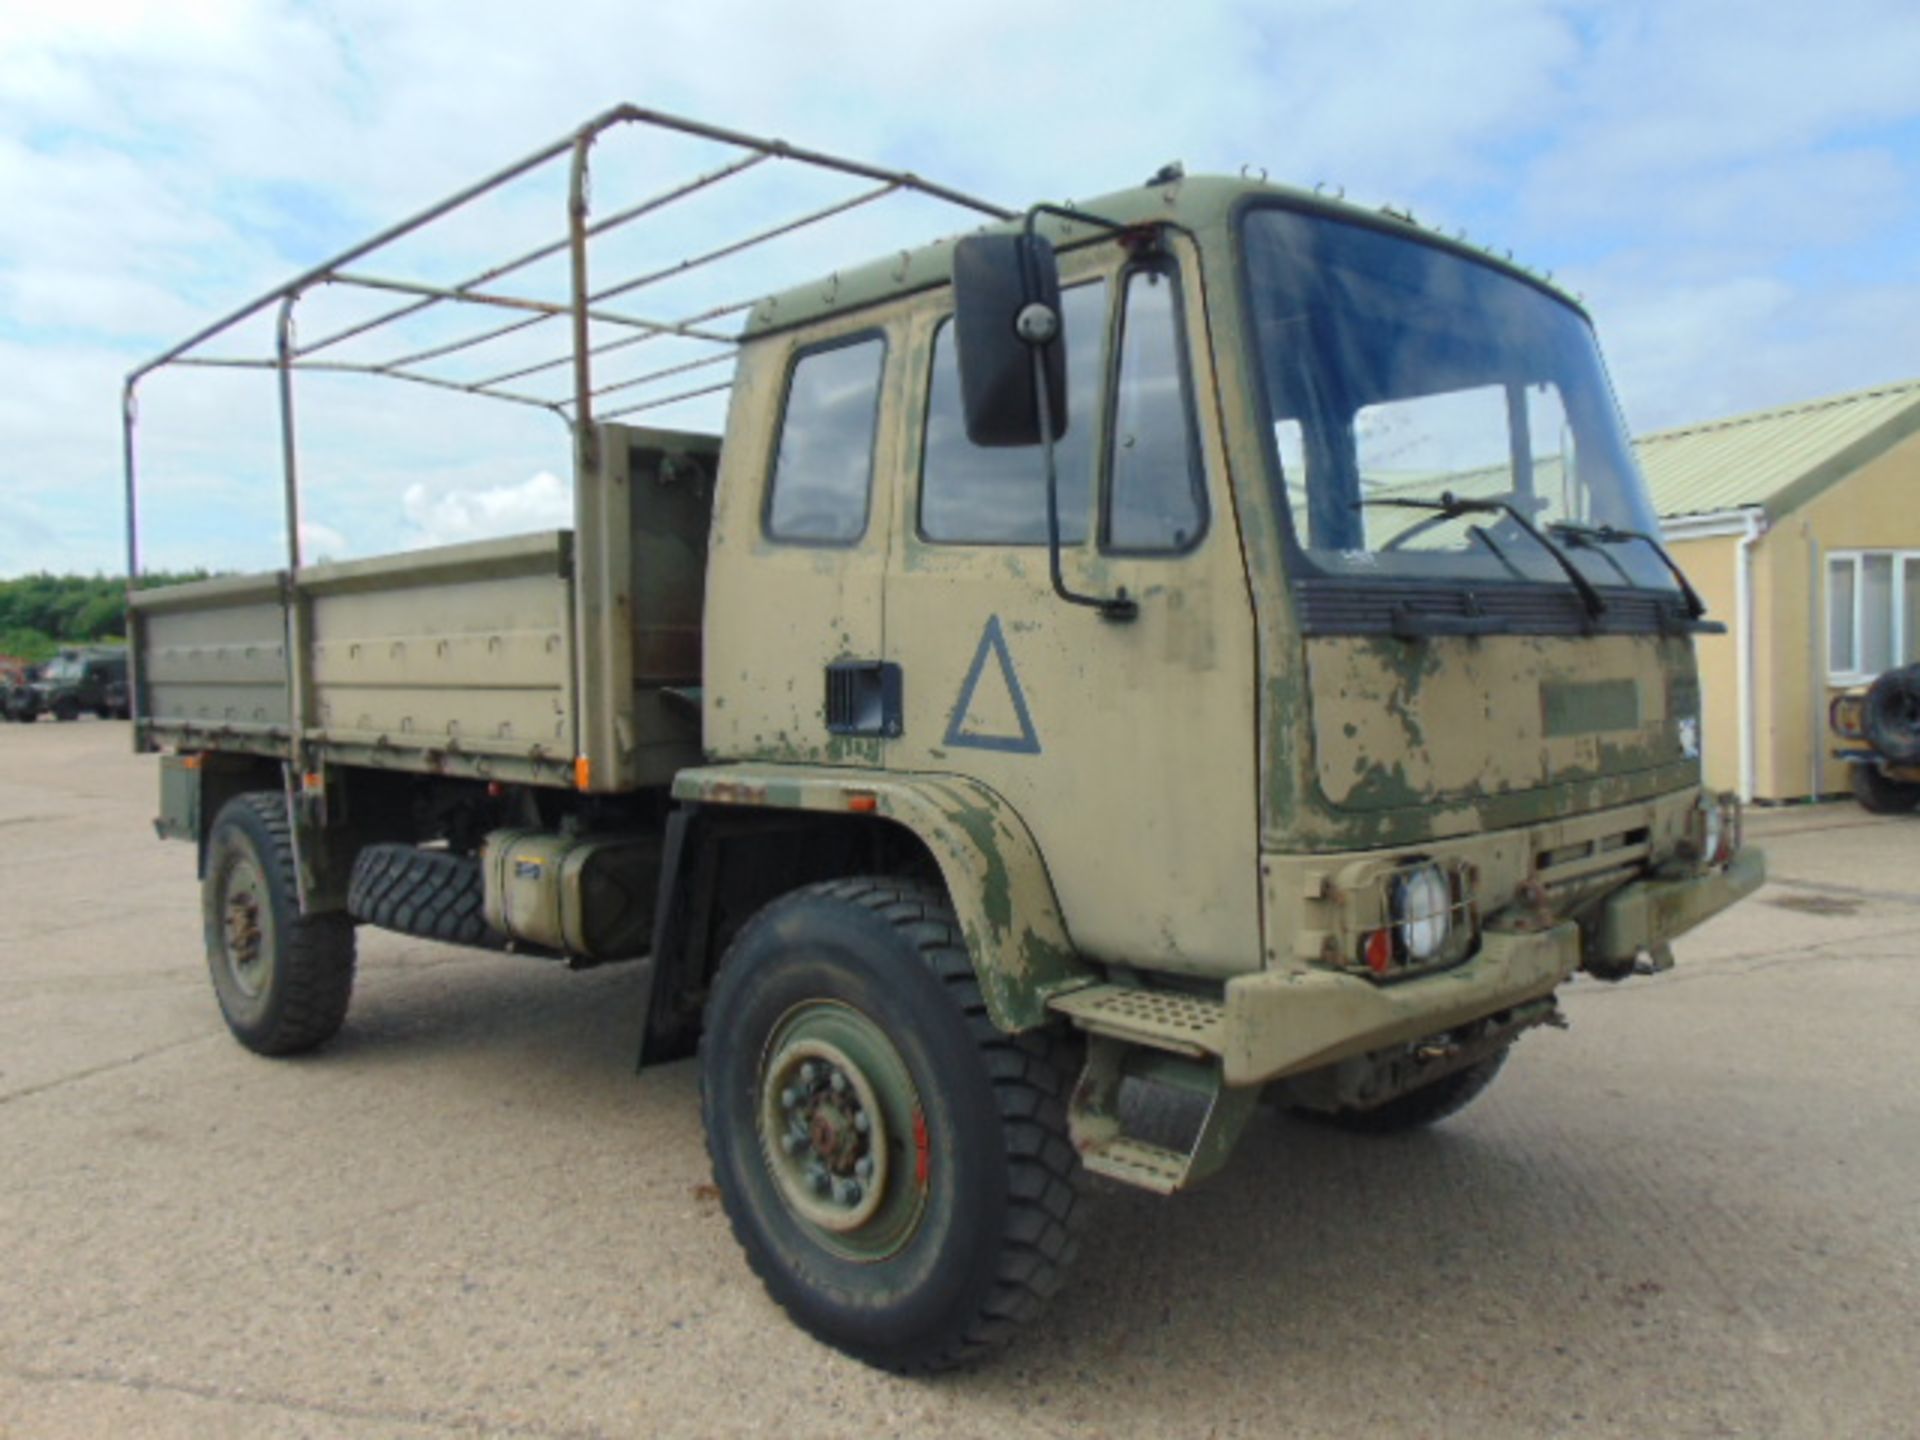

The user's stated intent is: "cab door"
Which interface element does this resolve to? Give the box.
[704,315,897,767]
[883,238,1261,977]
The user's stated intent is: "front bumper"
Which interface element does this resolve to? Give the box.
[1216,845,1765,1087]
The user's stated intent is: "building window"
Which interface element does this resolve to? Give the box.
[1828,551,1920,682]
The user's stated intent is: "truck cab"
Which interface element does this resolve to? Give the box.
[695,175,1758,1097]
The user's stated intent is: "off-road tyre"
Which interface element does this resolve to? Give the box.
[1851,762,1920,815]
[700,877,1084,1373]
[1300,1046,1510,1135]
[52,696,79,722]
[203,791,356,1056]
[347,843,502,947]
[1863,664,1920,765]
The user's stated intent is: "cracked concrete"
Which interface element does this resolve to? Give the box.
[1,721,1917,1439]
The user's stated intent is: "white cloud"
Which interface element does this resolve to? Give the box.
[401,471,571,549]
[297,520,348,562]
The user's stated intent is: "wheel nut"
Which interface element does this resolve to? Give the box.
[807,1164,830,1195]
[855,1155,874,1180]
[834,1178,862,1206]
[782,1132,808,1157]
[780,1086,801,1110]
[829,1071,848,1094]
[799,1062,821,1086]
[853,1111,870,1134]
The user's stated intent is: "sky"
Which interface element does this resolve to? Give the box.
[2,0,1917,577]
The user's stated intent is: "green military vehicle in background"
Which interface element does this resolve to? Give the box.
[126,109,1763,1371]
[6,646,129,722]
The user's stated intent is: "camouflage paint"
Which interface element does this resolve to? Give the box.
[672,763,1088,1030]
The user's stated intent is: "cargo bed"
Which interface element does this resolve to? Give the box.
[130,426,716,792]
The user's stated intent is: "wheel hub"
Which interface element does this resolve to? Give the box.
[763,1039,888,1232]
[219,860,272,999]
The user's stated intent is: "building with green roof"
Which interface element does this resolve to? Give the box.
[1647,379,1920,802]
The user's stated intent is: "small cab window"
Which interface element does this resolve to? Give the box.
[921,280,1108,544]
[1108,268,1205,551]
[765,336,886,544]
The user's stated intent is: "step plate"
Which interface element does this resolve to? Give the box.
[1080,1136,1190,1195]
[1049,984,1227,1059]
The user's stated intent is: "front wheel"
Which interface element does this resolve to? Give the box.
[700,878,1083,1372]
[202,792,357,1055]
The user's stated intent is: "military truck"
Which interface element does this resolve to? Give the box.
[7,647,128,722]
[125,108,1763,1371]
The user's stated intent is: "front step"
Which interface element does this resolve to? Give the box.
[1050,985,1252,1195]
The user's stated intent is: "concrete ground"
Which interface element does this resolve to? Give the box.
[1,721,1916,1440]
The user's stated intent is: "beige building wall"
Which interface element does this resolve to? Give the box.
[1666,533,1740,794]
[1782,430,1920,798]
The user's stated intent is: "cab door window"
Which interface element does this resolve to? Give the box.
[920,281,1108,544]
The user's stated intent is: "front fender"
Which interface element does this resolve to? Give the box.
[672,763,1089,1031]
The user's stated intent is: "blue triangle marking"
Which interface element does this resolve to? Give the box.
[943,615,1041,755]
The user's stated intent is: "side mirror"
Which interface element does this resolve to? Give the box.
[951,232,1067,447]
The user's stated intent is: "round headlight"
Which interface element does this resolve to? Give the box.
[1393,864,1452,961]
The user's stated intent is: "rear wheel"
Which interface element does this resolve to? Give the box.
[700,877,1083,1372]
[1851,763,1920,815]
[203,792,356,1055]
[52,696,78,722]
[1298,1047,1510,1135]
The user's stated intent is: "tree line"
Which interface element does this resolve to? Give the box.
[0,572,211,663]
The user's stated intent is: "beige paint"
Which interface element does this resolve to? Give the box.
[702,308,903,768]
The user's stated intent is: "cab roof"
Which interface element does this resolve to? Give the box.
[744,173,1585,338]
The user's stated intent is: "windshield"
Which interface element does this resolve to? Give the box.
[42,657,83,682]
[1241,206,1674,593]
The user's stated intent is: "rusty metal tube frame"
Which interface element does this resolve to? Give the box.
[122,102,1010,582]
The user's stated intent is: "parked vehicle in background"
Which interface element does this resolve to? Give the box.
[7,648,130,722]
[126,107,1763,1372]
[1832,663,1920,812]
[0,660,30,720]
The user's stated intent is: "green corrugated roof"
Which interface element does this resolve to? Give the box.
[1637,378,1920,521]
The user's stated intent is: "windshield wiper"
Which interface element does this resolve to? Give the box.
[1358,491,1607,621]
[1547,521,1707,620]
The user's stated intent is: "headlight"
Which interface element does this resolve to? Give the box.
[1392,863,1452,962]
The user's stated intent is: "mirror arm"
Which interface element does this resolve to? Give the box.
[1033,342,1136,623]
[1024,208,1137,623]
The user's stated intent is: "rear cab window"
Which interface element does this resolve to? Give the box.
[764,335,887,545]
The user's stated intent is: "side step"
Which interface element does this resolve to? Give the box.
[1047,983,1227,1059]
[1048,985,1250,1195]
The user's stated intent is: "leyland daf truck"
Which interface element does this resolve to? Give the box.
[124,107,1763,1371]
